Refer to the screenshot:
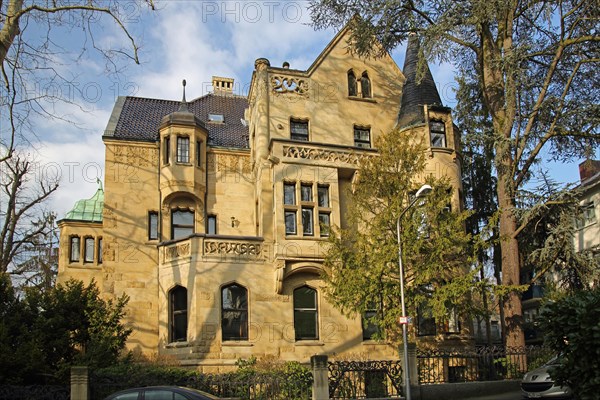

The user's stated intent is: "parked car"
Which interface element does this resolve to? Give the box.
[103,386,219,400]
[521,357,572,399]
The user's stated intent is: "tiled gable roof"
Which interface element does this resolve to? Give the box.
[108,93,249,148]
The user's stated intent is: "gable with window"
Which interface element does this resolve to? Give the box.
[221,283,248,341]
[361,72,371,98]
[347,70,357,96]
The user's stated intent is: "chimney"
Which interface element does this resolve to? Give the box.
[212,76,234,94]
[579,160,600,182]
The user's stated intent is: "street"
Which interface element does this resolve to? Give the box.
[468,390,523,399]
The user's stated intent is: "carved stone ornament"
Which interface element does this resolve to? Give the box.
[113,144,158,167]
[275,265,285,294]
[204,241,263,258]
[164,242,191,261]
[271,75,309,96]
[283,145,371,165]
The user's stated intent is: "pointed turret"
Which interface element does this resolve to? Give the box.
[160,79,204,129]
[398,34,443,128]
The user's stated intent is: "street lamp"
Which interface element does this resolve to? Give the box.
[396,184,432,400]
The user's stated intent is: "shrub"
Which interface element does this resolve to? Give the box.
[539,288,600,400]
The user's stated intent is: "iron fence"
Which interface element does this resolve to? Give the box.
[328,360,403,399]
[417,345,553,384]
[90,371,311,400]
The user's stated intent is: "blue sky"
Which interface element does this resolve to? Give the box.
[12,1,594,217]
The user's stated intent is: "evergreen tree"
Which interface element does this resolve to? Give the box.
[322,130,477,342]
[309,0,599,347]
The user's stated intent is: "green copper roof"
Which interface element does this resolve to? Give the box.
[64,186,104,222]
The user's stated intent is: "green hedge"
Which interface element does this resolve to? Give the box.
[91,358,312,400]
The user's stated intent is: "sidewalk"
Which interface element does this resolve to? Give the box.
[465,389,523,400]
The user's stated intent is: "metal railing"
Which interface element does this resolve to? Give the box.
[328,360,403,399]
[417,345,553,384]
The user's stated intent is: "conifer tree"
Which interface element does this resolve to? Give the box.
[310,0,599,347]
[322,130,478,341]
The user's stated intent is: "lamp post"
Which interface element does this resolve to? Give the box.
[397,184,432,400]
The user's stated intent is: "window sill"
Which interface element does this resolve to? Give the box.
[175,162,193,166]
[295,341,324,346]
[430,146,454,153]
[348,96,377,104]
[361,340,389,345]
[222,342,254,347]
[68,263,101,269]
[284,236,329,241]
[165,341,190,348]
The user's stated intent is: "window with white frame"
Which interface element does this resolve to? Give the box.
[84,237,95,263]
[70,236,80,262]
[576,201,596,228]
[176,136,190,163]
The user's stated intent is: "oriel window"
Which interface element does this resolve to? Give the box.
[176,136,190,163]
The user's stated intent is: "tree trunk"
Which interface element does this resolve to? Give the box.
[497,173,525,348]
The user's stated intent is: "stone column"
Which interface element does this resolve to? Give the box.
[253,58,271,162]
[70,366,89,400]
[399,342,420,399]
[311,354,329,400]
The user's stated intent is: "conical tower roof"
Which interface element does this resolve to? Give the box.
[397,34,443,128]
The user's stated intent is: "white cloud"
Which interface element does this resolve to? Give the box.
[13,0,587,221]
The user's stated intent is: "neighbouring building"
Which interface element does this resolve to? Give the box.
[574,160,600,258]
[57,26,468,371]
[522,159,600,344]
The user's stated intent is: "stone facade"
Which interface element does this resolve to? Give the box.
[57,25,467,371]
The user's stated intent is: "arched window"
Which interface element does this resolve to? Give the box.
[221,284,248,341]
[361,72,371,98]
[171,209,194,239]
[294,286,318,340]
[169,285,187,342]
[347,70,357,96]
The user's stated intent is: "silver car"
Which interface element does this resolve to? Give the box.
[521,357,572,399]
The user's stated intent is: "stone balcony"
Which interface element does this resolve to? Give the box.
[270,138,376,169]
[158,235,268,267]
